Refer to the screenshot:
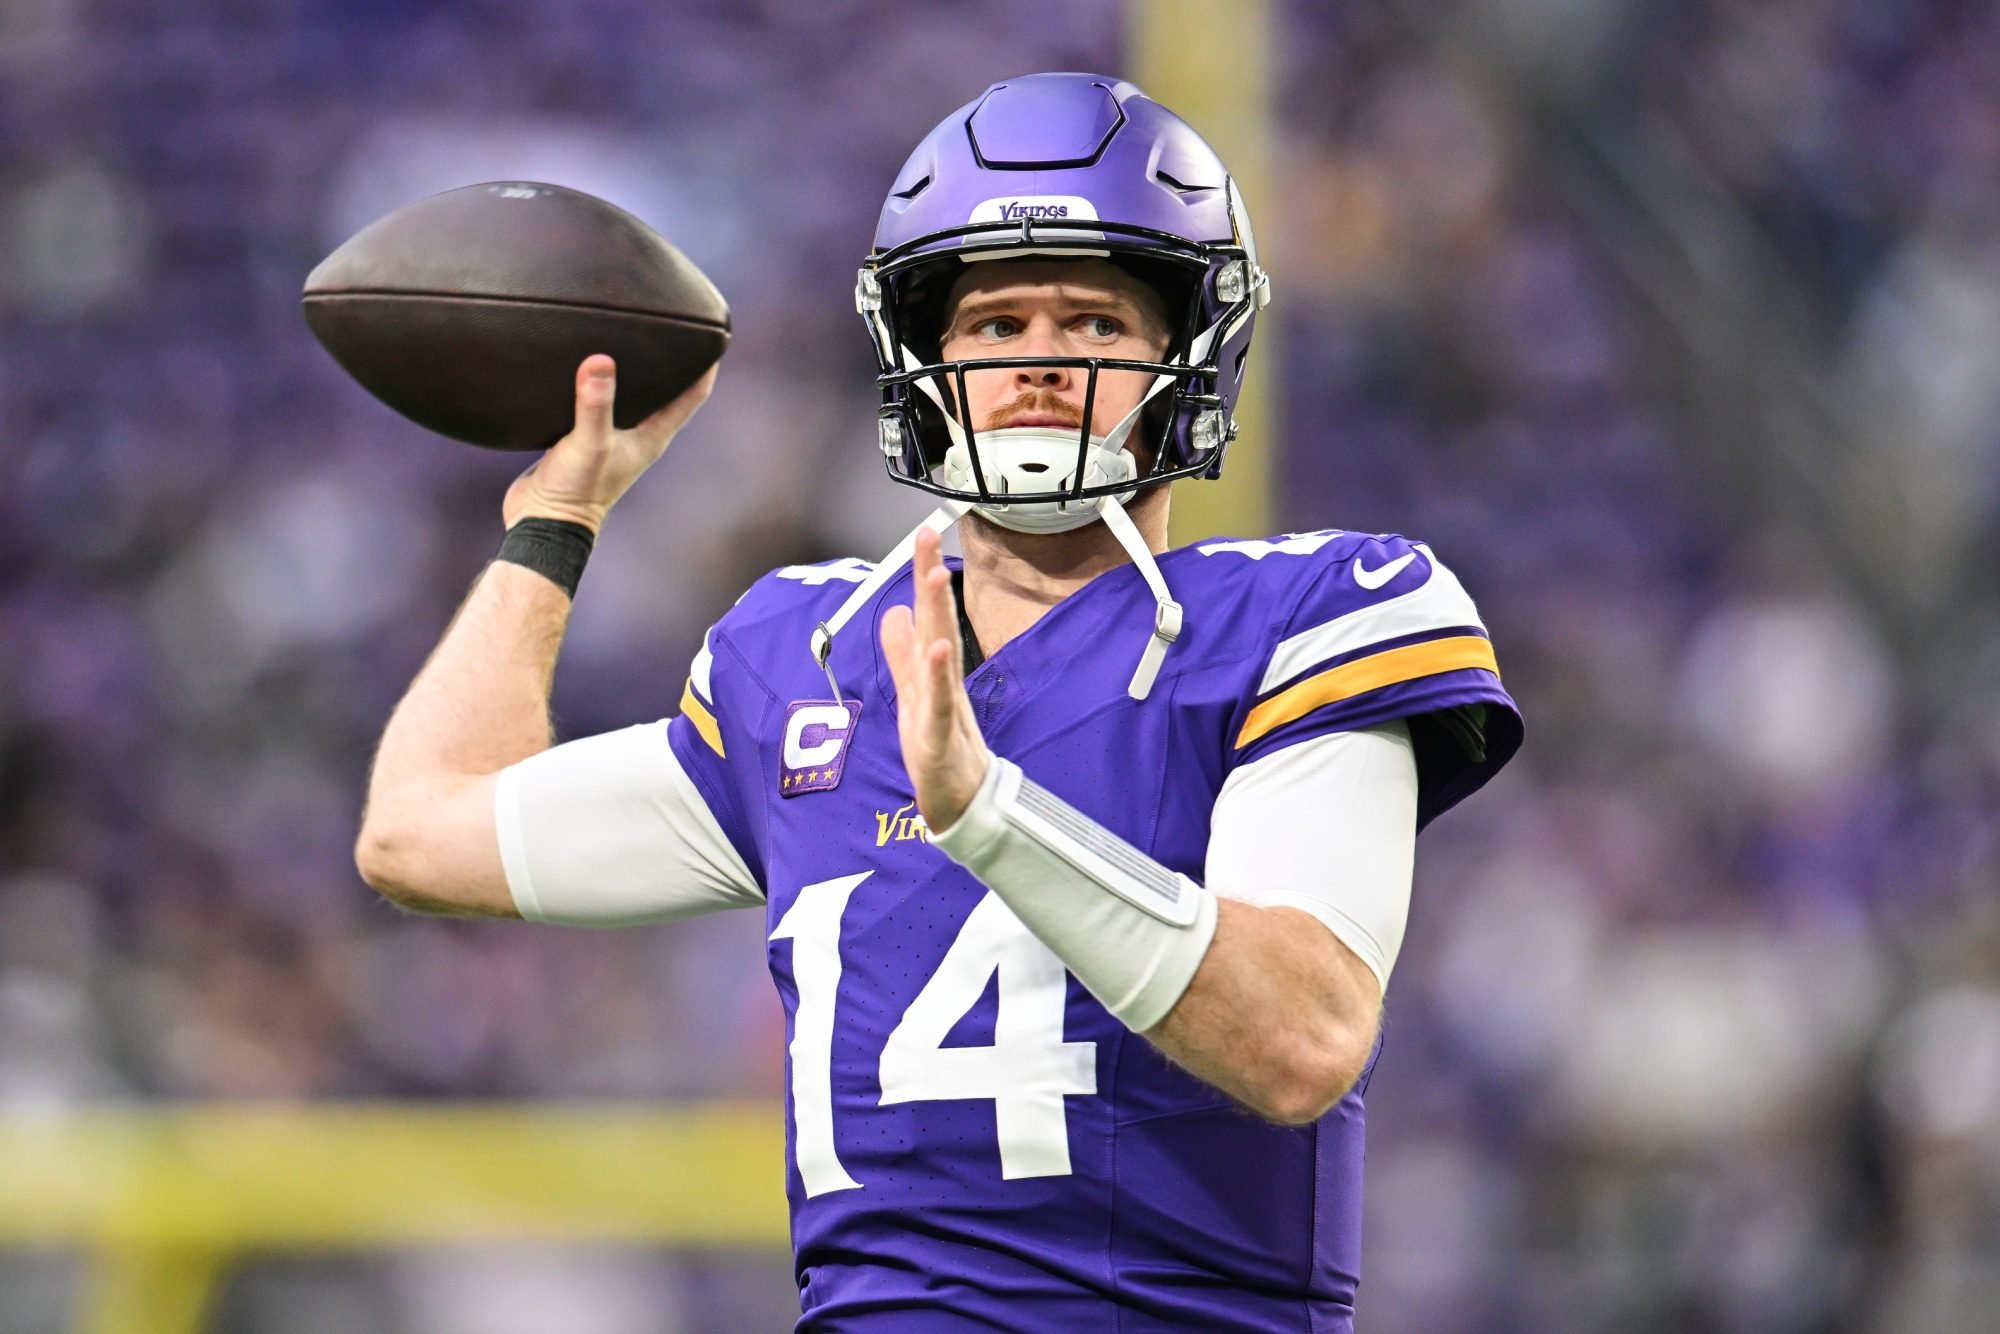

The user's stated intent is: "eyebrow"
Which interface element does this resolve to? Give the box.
[946,288,1151,334]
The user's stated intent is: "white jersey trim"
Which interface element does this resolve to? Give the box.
[495,722,763,926]
[690,632,717,704]
[1257,550,1485,695]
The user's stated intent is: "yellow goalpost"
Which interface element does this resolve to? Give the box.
[1134,0,1279,546]
[0,1104,787,1334]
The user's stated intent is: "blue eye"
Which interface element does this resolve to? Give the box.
[978,317,1020,339]
[1081,316,1120,338]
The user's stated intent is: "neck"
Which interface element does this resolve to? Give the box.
[959,485,1172,657]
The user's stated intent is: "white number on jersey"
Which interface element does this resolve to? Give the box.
[769,872,869,1196]
[1196,529,1344,560]
[776,557,876,585]
[880,892,1097,1179]
[770,879,1098,1197]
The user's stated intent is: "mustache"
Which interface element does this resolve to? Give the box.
[981,389,1086,433]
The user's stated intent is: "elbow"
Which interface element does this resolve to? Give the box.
[352,776,515,920]
[1247,1024,1375,1127]
[354,818,425,910]
[1252,1071,1349,1129]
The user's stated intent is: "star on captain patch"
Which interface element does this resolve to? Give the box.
[780,700,862,797]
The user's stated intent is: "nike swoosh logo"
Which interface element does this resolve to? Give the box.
[1352,551,1418,590]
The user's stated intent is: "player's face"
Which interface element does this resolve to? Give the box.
[936,259,1172,442]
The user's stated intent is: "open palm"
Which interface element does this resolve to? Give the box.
[879,527,993,833]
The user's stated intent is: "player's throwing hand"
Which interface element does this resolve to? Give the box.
[879,527,992,834]
[503,354,718,534]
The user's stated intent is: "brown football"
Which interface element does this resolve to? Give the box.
[302,181,729,451]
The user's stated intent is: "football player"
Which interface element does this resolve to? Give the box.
[357,74,1521,1332]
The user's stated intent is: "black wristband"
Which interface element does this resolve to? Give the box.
[495,517,596,598]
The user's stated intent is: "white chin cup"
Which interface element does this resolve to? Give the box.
[938,427,1139,534]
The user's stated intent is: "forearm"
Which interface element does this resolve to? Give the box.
[356,560,572,912]
[373,561,571,785]
[1147,900,1381,1124]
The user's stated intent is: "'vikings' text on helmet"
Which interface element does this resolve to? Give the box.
[858,73,1271,533]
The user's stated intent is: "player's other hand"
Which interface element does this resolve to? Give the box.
[503,354,718,534]
[881,527,992,835]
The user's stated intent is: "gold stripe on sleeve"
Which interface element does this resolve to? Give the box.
[1235,635,1500,750]
[680,680,726,758]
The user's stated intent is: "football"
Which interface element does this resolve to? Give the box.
[302,181,730,451]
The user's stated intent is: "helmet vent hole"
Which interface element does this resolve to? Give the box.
[891,175,931,201]
[1154,169,1215,196]
[1018,462,1049,473]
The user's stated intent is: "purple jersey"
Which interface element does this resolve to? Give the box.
[666,529,1520,1331]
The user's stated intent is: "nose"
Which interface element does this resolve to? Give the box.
[1011,325,1072,390]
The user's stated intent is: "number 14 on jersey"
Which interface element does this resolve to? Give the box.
[770,872,1098,1197]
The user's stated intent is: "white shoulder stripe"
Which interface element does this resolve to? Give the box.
[691,632,716,703]
[1259,548,1486,695]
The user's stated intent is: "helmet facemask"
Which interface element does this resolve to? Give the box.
[859,219,1261,531]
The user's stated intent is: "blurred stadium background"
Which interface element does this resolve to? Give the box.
[3,0,1999,1330]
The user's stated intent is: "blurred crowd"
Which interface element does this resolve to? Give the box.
[1,1,1997,1331]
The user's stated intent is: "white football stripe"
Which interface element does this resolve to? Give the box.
[1258,549,1487,695]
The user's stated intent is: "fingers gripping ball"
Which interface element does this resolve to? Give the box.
[303,182,729,451]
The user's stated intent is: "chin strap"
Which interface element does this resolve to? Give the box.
[809,500,973,703]
[1098,497,1182,700]
[806,496,1182,704]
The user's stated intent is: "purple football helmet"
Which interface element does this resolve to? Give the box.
[857,73,1271,522]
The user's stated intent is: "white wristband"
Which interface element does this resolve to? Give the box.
[929,757,1219,1032]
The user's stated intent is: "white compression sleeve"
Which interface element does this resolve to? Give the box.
[1205,723,1418,990]
[495,723,763,926]
[928,757,1219,1032]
